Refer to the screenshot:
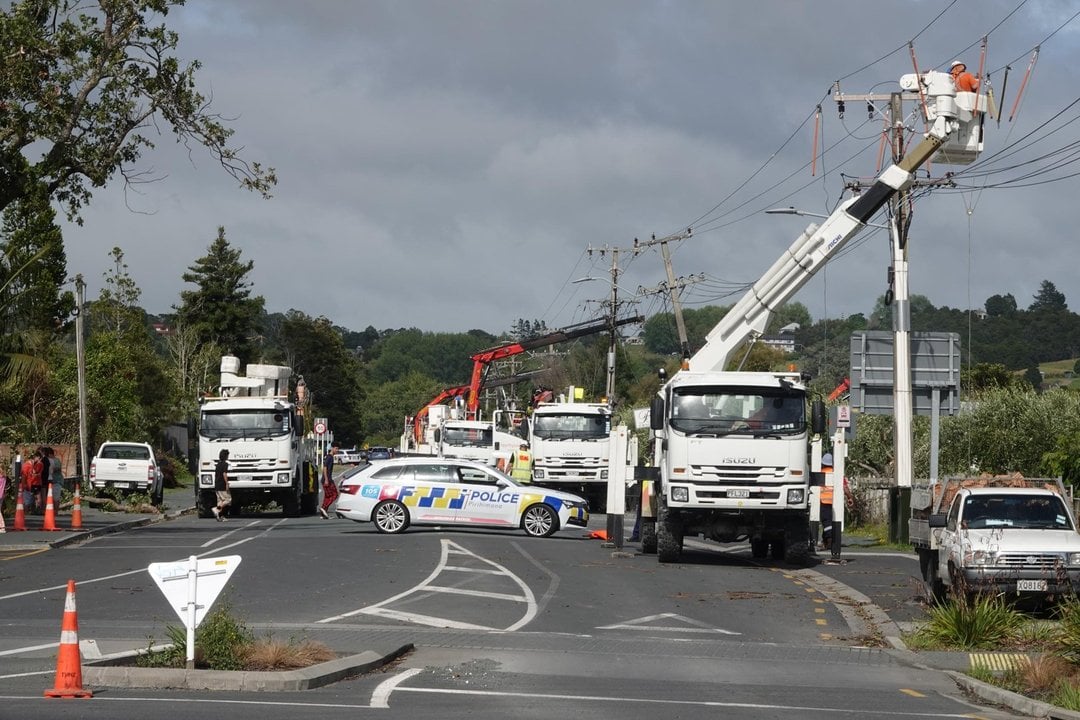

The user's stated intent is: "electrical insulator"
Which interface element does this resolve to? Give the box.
[837,100,845,118]
[867,101,874,119]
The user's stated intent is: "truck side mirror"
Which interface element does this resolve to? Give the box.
[928,513,947,529]
[810,399,826,434]
[650,395,665,431]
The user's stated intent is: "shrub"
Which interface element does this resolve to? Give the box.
[1055,599,1080,664]
[912,594,1025,650]
[197,602,253,671]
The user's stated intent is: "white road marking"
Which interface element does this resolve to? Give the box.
[0,518,287,602]
[317,538,538,630]
[371,667,424,708]
[597,612,741,635]
[394,686,975,716]
[0,642,57,657]
[423,585,528,602]
[201,520,261,547]
[0,695,374,709]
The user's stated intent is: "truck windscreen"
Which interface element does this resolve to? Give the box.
[442,426,493,448]
[669,387,805,436]
[532,413,610,440]
[200,409,291,439]
[962,495,1074,530]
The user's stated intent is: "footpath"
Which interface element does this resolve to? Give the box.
[3,495,1079,716]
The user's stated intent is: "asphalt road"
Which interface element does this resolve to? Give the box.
[0,510,1019,719]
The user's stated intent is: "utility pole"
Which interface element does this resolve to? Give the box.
[635,230,697,367]
[75,275,89,483]
[605,247,619,405]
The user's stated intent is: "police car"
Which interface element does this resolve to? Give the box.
[336,457,589,537]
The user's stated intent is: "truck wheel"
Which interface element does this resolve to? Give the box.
[301,490,318,516]
[783,522,812,567]
[924,554,946,604]
[770,540,785,560]
[283,489,300,518]
[656,503,683,563]
[750,538,769,559]
[640,519,657,554]
[197,490,216,519]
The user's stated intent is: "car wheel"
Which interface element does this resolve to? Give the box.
[373,500,410,534]
[522,504,558,537]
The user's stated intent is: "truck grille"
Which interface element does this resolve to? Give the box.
[690,464,788,486]
[997,553,1064,569]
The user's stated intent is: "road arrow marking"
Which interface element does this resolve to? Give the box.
[597,612,740,635]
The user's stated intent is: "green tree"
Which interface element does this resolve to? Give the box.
[176,227,264,364]
[984,293,1017,317]
[1024,365,1044,390]
[0,190,73,335]
[360,371,441,446]
[0,0,275,220]
[1030,280,1067,312]
[277,311,364,444]
[92,247,143,336]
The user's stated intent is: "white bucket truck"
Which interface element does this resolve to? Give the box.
[196,356,316,518]
[643,66,986,564]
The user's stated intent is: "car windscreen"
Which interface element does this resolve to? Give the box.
[100,445,150,460]
[200,409,291,439]
[963,494,1075,530]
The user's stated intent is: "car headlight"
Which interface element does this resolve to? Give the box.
[670,486,689,502]
[787,488,805,504]
[964,550,993,566]
[1068,552,1080,566]
[277,472,291,484]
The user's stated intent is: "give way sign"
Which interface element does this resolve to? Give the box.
[148,555,242,629]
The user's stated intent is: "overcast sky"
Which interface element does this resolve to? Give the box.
[60,0,1080,335]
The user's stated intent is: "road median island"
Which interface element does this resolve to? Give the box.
[83,644,413,691]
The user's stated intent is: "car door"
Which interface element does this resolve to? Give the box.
[936,494,963,579]
[401,463,464,525]
[454,464,519,528]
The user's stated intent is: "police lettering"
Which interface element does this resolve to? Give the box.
[469,490,519,504]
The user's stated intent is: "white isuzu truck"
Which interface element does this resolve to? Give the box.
[196,356,317,518]
[643,67,986,564]
[528,387,637,510]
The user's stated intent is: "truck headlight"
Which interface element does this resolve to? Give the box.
[965,550,993,566]
[600,469,609,479]
[787,488,805,504]
[277,472,291,484]
[670,486,689,502]
[1069,552,1080,567]
[533,469,545,479]
[200,474,213,487]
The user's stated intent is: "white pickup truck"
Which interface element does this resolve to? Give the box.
[89,442,164,505]
[911,477,1080,604]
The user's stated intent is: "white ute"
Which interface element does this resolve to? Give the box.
[90,441,164,505]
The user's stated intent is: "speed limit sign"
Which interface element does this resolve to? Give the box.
[314,421,327,435]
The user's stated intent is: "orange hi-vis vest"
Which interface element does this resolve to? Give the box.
[820,467,834,505]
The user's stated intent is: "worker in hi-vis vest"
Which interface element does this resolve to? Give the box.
[509,442,533,483]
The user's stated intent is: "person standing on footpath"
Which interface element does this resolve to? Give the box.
[0,465,8,532]
[212,449,231,522]
[35,447,50,512]
[45,448,64,513]
[319,444,339,519]
[21,450,43,514]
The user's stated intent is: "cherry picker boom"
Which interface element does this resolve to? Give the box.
[643,68,987,564]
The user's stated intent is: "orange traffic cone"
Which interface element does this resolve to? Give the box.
[11,491,27,531]
[44,579,93,698]
[42,485,61,532]
[69,483,83,530]
[588,529,609,540]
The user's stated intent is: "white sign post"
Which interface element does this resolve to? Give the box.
[148,555,242,669]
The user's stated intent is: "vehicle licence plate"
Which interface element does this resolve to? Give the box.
[1018,579,1048,592]
[728,489,750,498]
[113,482,130,489]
